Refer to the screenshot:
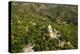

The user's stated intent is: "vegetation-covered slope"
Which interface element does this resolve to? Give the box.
[10,2,78,53]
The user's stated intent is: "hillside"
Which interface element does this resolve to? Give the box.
[10,2,78,53]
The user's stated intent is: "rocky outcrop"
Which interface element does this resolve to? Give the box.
[47,25,61,39]
[23,43,35,52]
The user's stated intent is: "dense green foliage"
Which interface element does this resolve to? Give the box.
[10,2,78,53]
